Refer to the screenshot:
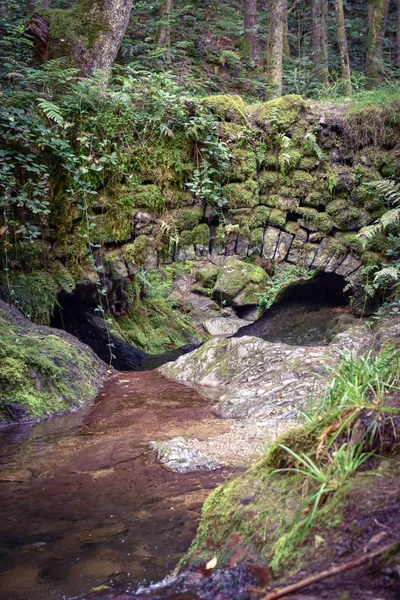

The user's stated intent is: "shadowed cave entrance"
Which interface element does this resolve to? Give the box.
[235,271,354,346]
[50,285,198,371]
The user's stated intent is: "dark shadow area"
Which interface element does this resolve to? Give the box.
[234,271,354,347]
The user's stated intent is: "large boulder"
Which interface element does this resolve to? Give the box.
[0,300,111,423]
[212,258,268,307]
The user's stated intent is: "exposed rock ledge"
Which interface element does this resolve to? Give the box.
[159,317,400,421]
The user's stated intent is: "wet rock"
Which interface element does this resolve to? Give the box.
[202,317,248,337]
[150,437,223,473]
[212,258,267,306]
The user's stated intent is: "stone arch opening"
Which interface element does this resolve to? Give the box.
[235,271,354,347]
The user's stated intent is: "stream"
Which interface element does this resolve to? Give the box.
[0,371,234,600]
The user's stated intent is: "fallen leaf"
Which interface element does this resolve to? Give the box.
[206,556,218,570]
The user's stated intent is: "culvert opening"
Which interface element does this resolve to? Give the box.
[234,271,354,347]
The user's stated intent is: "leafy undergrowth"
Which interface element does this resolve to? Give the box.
[182,345,400,597]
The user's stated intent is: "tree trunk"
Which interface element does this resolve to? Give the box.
[26,0,133,77]
[267,0,285,99]
[0,0,7,20]
[155,0,174,61]
[320,0,329,85]
[397,0,400,68]
[26,0,49,10]
[311,0,322,80]
[366,0,390,87]
[283,0,290,63]
[334,0,352,95]
[243,0,260,66]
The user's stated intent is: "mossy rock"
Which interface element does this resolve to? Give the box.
[361,251,382,266]
[122,235,153,266]
[202,95,248,125]
[299,156,318,171]
[193,223,210,246]
[212,258,267,305]
[297,207,333,234]
[226,208,253,227]
[1,271,59,326]
[326,199,370,231]
[249,205,271,228]
[0,300,108,423]
[291,170,315,196]
[217,122,246,141]
[174,207,203,232]
[222,180,259,209]
[249,227,264,245]
[133,184,164,213]
[259,171,280,193]
[229,146,257,181]
[254,95,307,130]
[164,189,194,208]
[179,230,195,247]
[303,192,328,208]
[268,208,287,228]
[195,264,219,288]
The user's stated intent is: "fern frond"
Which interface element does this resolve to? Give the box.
[366,180,400,206]
[374,266,400,282]
[37,99,65,126]
[380,207,400,229]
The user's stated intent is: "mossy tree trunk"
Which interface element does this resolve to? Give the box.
[334,0,352,96]
[243,0,260,66]
[320,0,329,85]
[311,0,322,80]
[283,1,291,63]
[0,0,7,20]
[155,0,174,62]
[27,0,133,76]
[366,0,390,87]
[266,0,285,99]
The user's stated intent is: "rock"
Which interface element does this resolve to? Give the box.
[195,264,219,289]
[212,258,267,306]
[203,317,248,337]
[149,437,222,473]
[0,300,111,423]
[160,318,400,420]
[262,226,280,259]
[275,231,294,263]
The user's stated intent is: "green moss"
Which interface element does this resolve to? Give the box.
[164,189,194,208]
[249,227,264,245]
[259,171,280,193]
[303,192,328,208]
[229,146,257,181]
[222,180,259,209]
[284,222,301,235]
[1,271,59,325]
[122,235,152,266]
[195,264,219,288]
[335,232,364,254]
[361,251,382,266]
[202,95,248,125]
[269,208,287,228]
[179,230,195,247]
[134,184,164,213]
[291,170,315,196]
[249,206,271,228]
[174,207,203,232]
[254,95,307,130]
[193,223,210,245]
[299,156,318,171]
[217,122,246,141]
[326,199,369,230]
[0,305,105,422]
[297,207,333,234]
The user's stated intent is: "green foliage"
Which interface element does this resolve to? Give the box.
[258,264,314,312]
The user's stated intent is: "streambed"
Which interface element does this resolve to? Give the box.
[0,372,236,600]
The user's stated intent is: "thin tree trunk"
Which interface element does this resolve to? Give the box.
[283,0,290,63]
[243,0,260,66]
[267,0,285,99]
[155,0,174,62]
[0,0,7,20]
[334,0,352,95]
[26,0,49,10]
[320,0,329,85]
[366,0,390,87]
[397,0,400,67]
[311,0,322,80]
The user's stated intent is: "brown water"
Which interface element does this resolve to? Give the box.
[0,372,233,600]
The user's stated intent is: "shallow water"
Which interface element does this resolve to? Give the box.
[0,372,232,600]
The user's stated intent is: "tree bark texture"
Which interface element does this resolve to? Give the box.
[311,0,329,85]
[335,0,352,95]
[397,0,400,67]
[26,0,133,76]
[267,0,285,99]
[0,0,7,20]
[243,0,260,66]
[283,0,290,63]
[366,0,390,86]
[155,0,174,62]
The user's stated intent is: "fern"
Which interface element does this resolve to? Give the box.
[37,98,65,126]
[374,266,399,283]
